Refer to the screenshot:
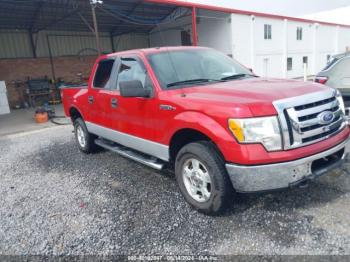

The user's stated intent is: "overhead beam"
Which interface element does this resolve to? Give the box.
[29,1,45,32]
[28,30,37,58]
[78,12,95,33]
[110,0,143,35]
[91,1,101,56]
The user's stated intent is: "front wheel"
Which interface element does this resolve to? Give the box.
[175,141,234,215]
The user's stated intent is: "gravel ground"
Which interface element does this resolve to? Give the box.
[0,125,350,256]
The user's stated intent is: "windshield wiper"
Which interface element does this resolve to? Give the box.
[166,78,223,88]
[221,73,256,81]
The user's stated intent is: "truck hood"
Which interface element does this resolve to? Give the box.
[177,77,330,117]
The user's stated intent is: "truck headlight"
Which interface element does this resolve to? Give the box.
[336,89,345,114]
[228,116,282,151]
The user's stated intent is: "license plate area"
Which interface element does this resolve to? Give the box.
[311,148,344,176]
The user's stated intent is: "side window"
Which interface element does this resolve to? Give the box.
[116,57,153,90]
[93,59,115,88]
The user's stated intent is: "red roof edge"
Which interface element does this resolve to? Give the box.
[145,0,350,28]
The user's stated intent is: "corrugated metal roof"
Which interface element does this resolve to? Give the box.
[0,0,178,34]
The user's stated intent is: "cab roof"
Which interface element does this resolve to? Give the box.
[106,46,210,58]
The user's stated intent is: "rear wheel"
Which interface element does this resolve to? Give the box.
[74,118,99,153]
[175,141,234,215]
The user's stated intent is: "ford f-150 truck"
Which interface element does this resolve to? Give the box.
[62,46,350,214]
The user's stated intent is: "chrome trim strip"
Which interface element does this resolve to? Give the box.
[302,117,344,138]
[299,122,347,146]
[85,122,169,161]
[298,108,343,128]
[294,100,338,117]
[226,136,350,192]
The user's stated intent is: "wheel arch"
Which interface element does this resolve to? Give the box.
[169,128,225,163]
[69,106,83,122]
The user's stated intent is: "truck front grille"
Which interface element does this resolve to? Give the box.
[273,89,346,150]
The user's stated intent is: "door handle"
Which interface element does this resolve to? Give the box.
[111,98,118,108]
[88,96,94,104]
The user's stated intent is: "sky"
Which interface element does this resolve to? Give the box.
[302,6,350,25]
[178,0,350,17]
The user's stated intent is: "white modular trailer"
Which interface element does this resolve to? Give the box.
[149,9,350,79]
[230,13,350,78]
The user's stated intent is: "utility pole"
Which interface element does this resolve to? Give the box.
[90,0,102,56]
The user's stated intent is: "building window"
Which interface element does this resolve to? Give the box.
[302,56,308,66]
[287,57,293,71]
[264,24,272,39]
[297,27,303,40]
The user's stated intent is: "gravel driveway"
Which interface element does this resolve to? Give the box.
[0,126,350,256]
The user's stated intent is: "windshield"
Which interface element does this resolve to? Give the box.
[147,49,254,89]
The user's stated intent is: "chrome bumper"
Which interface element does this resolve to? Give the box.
[226,137,350,192]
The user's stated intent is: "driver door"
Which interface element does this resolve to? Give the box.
[109,55,158,145]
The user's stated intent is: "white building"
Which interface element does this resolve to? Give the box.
[149,6,350,79]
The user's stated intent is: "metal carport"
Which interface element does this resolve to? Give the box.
[0,0,201,56]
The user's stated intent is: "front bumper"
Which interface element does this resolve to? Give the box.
[226,137,350,192]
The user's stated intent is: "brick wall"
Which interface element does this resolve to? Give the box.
[0,56,97,107]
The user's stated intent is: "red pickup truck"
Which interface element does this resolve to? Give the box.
[62,46,350,214]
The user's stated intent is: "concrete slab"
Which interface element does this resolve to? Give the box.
[0,104,68,137]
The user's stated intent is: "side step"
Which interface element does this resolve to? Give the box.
[94,138,165,170]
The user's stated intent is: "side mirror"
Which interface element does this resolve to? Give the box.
[119,80,150,98]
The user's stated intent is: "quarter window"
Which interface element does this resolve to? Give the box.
[264,24,272,39]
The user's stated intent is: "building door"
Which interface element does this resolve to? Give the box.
[0,81,10,115]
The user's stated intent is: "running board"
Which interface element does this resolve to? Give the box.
[94,138,165,170]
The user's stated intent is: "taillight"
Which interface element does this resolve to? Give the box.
[314,76,328,85]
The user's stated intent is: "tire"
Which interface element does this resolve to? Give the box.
[74,118,99,154]
[175,141,234,215]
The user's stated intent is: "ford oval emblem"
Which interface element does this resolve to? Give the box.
[317,111,334,125]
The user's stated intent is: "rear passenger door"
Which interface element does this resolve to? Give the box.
[88,58,116,128]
